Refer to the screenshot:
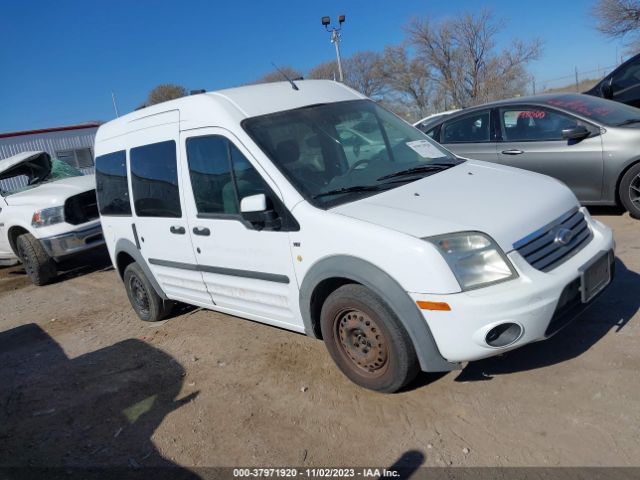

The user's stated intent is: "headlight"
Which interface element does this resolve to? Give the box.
[32,206,65,227]
[425,232,517,290]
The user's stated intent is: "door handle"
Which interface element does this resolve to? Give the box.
[170,226,186,235]
[192,226,211,236]
[501,149,524,155]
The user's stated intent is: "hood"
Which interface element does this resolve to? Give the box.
[4,174,96,207]
[0,151,51,180]
[331,160,579,252]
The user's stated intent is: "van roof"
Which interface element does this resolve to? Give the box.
[97,80,365,140]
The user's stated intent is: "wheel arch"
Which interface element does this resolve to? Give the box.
[7,225,30,257]
[299,255,459,372]
[615,158,640,205]
[114,238,168,300]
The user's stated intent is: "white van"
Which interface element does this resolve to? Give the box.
[95,80,614,392]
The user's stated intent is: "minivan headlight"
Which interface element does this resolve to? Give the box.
[425,232,517,290]
[32,206,65,227]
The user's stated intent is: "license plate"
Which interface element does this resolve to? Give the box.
[580,251,612,303]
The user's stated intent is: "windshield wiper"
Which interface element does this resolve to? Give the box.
[376,163,456,181]
[616,118,640,126]
[313,184,385,199]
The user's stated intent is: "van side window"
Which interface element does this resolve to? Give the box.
[130,140,182,218]
[186,135,270,216]
[95,150,131,216]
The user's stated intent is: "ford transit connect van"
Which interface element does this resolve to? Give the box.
[95,80,614,392]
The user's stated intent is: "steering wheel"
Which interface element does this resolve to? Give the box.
[346,159,371,174]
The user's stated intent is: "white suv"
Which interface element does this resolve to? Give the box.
[95,80,614,392]
[0,151,104,285]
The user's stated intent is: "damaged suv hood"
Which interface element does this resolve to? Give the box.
[331,160,579,252]
[0,151,51,181]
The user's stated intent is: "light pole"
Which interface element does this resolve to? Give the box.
[321,15,346,82]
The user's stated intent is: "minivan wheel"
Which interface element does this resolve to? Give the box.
[320,284,419,393]
[619,163,640,219]
[123,262,173,322]
[16,233,57,286]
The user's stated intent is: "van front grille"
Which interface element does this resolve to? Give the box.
[513,208,592,272]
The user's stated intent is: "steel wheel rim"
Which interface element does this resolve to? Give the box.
[630,173,640,206]
[334,308,389,377]
[129,275,150,316]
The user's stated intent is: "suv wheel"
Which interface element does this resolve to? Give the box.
[320,284,419,393]
[124,262,173,322]
[620,163,640,219]
[16,233,57,286]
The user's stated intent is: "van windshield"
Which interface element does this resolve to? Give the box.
[242,100,462,208]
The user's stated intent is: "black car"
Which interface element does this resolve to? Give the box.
[585,53,640,108]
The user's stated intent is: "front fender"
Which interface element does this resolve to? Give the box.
[299,255,459,373]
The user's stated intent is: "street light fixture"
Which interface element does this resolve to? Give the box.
[321,14,346,82]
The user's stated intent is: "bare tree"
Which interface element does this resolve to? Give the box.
[253,66,303,84]
[380,44,435,119]
[343,51,387,98]
[307,60,340,80]
[145,84,188,106]
[408,9,541,108]
[308,53,386,98]
[593,0,640,52]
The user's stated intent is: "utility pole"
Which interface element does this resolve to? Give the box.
[321,15,346,82]
[575,67,579,92]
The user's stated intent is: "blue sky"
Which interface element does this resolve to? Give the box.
[0,0,627,132]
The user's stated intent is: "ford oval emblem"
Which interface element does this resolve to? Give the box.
[555,228,574,246]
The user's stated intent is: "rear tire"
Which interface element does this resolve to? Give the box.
[124,262,173,322]
[16,233,57,286]
[320,284,419,393]
[619,163,640,219]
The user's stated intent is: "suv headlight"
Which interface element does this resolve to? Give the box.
[425,232,517,290]
[32,206,65,227]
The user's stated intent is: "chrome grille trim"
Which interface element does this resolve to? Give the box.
[513,208,593,272]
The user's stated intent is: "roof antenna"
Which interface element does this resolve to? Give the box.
[271,62,299,91]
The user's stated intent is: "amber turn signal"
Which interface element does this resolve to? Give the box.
[416,300,451,311]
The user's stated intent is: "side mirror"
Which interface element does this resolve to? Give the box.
[601,78,613,99]
[562,125,590,141]
[240,193,267,213]
[240,193,280,231]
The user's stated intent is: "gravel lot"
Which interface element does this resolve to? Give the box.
[0,209,638,470]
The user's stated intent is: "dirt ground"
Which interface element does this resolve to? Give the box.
[0,209,638,471]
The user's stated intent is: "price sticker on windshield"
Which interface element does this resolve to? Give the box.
[406,140,446,158]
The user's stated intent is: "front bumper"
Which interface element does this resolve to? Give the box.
[409,217,615,363]
[40,224,105,259]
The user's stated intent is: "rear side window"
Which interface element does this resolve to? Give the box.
[442,111,491,143]
[95,150,131,216]
[130,140,181,218]
[499,107,583,142]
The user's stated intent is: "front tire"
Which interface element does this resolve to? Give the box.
[16,233,57,286]
[619,163,640,219]
[320,284,419,393]
[124,262,173,322]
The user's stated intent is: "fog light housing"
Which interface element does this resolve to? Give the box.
[485,323,522,347]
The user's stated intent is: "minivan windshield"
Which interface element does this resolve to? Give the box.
[543,94,640,126]
[243,100,462,208]
[0,159,84,197]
